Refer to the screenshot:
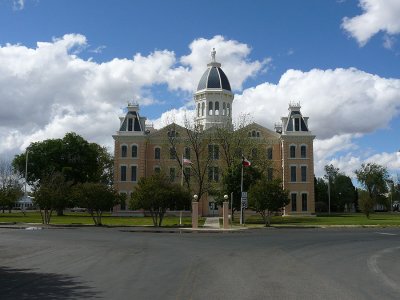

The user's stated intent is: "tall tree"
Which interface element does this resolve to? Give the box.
[355,163,390,211]
[213,119,272,214]
[164,121,215,203]
[12,133,113,215]
[130,174,191,227]
[335,174,356,211]
[322,164,356,212]
[33,172,72,224]
[314,176,328,212]
[13,132,113,186]
[72,182,119,226]
[0,159,23,213]
[248,178,289,226]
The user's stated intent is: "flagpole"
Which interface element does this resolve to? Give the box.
[180,153,183,226]
[181,153,184,186]
[240,158,244,225]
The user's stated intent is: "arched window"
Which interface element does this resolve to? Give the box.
[215,101,220,116]
[201,102,205,116]
[131,145,138,158]
[208,101,213,115]
[154,147,161,160]
[252,130,256,137]
[267,147,273,160]
[121,145,127,158]
[251,148,258,158]
[289,145,296,158]
[197,103,200,117]
[300,145,307,158]
[227,103,231,116]
[223,102,226,116]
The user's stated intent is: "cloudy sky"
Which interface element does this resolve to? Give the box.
[0,0,399,178]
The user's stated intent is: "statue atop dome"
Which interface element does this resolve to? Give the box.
[211,48,216,62]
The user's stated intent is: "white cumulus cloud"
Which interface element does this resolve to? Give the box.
[0,34,266,158]
[342,0,400,46]
[234,68,400,176]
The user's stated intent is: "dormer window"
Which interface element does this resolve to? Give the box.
[167,130,178,138]
[128,118,133,131]
[294,118,300,131]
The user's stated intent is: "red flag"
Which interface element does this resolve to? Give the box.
[242,157,251,167]
[183,158,192,165]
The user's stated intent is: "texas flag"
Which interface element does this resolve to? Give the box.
[242,156,251,167]
[183,158,193,165]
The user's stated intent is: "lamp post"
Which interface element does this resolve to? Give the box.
[192,195,199,229]
[23,149,29,212]
[327,176,331,215]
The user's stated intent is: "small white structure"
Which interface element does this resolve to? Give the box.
[16,195,34,210]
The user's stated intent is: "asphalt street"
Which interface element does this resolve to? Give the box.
[1,226,400,300]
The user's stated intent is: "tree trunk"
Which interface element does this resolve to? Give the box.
[89,210,97,225]
[158,213,164,227]
[96,210,102,226]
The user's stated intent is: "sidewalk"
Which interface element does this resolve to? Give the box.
[203,217,220,229]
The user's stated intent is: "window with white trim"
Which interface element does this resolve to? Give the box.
[300,145,307,158]
[301,166,307,182]
[131,145,138,158]
[121,145,127,158]
[120,165,127,181]
[291,193,297,212]
[302,193,308,211]
[290,165,297,182]
[289,145,296,158]
[131,165,137,182]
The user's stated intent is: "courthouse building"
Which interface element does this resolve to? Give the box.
[113,50,315,216]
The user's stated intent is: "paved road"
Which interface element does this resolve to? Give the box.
[1,227,400,299]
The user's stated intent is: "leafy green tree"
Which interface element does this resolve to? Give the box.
[219,164,263,220]
[248,178,289,226]
[322,164,357,212]
[314,176,328,212]
[72,182,119,226]
[355,163,390,211]
[358,189,374,218]
[33,172,72,224]
[0,159,23,213]
[130,174,191,227]
[13,132,113,186]
[0,185,23,213]
[334,174,356,211]
[13,133,113,215]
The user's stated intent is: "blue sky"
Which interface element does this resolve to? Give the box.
[0,0,399,177]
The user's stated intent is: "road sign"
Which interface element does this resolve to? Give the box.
[242,192,247,198]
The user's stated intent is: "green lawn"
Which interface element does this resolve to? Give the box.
[2,211,400,227]
[242,213,400,226]
[0,211,205,227]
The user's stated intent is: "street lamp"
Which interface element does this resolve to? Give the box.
[327,176,331,215]
[193,194,198,202]
[224,194,228,201]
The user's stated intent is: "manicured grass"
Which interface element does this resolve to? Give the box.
[242,213,400,226]
[3,211,399,227]
[0,211,205,227]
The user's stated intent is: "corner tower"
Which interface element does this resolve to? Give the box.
[279,102,316,215]
[194,49,234,130]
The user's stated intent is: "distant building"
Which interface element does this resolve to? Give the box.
[113,50,315,216]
